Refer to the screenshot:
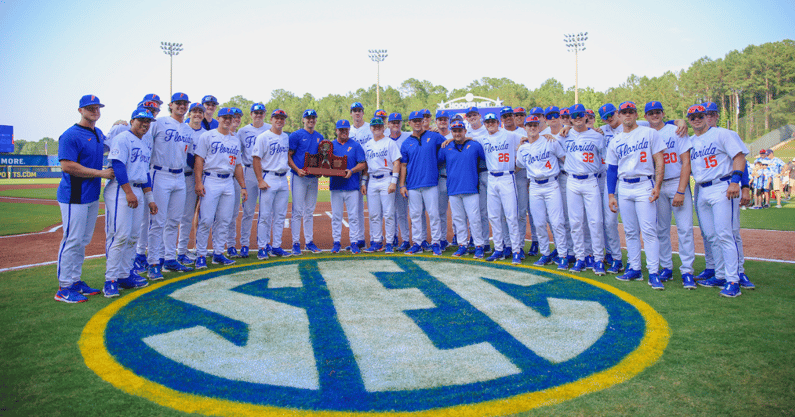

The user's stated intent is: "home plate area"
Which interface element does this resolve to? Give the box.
[84,256,668,417]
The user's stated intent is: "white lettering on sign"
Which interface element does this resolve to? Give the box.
[318,260,520,392]
[417,261,608,363]
[142,264,319,389]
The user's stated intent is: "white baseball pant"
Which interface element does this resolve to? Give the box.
[476,171,490,245]
[290,173,319,245]
[223,179,241,249]
[367,175,396,244]
[558,173,575,257]
[57,200,100,288]
[438,175,452,242]
[696,181,740,282]
[450,193,484,246]
[487,173,522,252]
[104,181,143,280]
[331,189,361,244]
[356,192,366,243]
[257,172,289,249]
[529,178,568,257]
[393,192,410,242]
[195,174,234,257]
[240,165,260,248]
[693,185,715,270]
[515,169,533,243]
[656,179,695,274]
[599,175,622,260]
[567,175,605,262]
[409,186,441,245]
[618,178,660,272]
[732,196,746,274]
[177,171,197,257]
[135,206,149,257]
[147,169,186,264]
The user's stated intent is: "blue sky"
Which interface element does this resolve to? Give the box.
[1,0,793,144]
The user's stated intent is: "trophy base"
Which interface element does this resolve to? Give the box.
[305,167,347,177]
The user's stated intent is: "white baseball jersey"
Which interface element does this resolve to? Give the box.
[253,130,290,173]
[150,116,193,170]
[350,121,372,147]
[563,129,605,175]
[656,124,692,180]
[108,130,151,184]
[195,130,242,175]
[364,137,401,176]
[237,122,272,166]
[689,127,748,184]
[517,139,565,180]
[606,126,666,178]
[481,130,521,172]
[185,125,206,157]
[468,125,488,140]
[388,131,411,150]
[105,124,154,157]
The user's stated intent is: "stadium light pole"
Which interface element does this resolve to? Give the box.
[368,49,388,110]
[160,42,183,99]
[564,32,587,103]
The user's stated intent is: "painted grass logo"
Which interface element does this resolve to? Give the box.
[81,257,669,416]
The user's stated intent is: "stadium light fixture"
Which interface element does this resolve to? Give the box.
[368,49,388,110]
[160,42,183,99]
[563,32,588,103]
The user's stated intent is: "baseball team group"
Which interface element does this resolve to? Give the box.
[53,91,757,303]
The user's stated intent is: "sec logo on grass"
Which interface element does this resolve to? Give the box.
[81,257,669,416]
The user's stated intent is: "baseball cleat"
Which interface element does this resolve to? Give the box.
[719,282,742,298]
[519,248,526,260]
[511,252,521,264]
[593,262,606,276]
[363,242,382,253]
[486,250,505,262]
[103,280,120,298]
[421,240,430,251]
[405,243,423,255]
[397,241,411,252]
[604,253,614,264]
[239,246,250,258]
[195,256,208,269]
[695,268,715,281]
[432,243,442,256]
[451,236,458,247]
[659,268,673,282]
[534,254,554,266]
[270,247,291,257]
[698,277,727,288]
[70,280,100,296]
[504,246,512,257]
[147,265,164,281]
[54,287,88,303]
[350,244,361,254]
[440,239,449,251]
[682,273,696,290]
[616,269,643,281]
[212,253,236,265]
[257,248,269,260]
[331,242,342,254]
[452,245,468,257]
[357,240,366,249]
[566,255,576,266]
[738,273,755,289]
[119,273,148,289]
[585,255,595,270]
[163,259,193,273]
[227,247,239,258]
[467,237,476,254]
[556,257,569,270]
[570,260,587,273]
[648,274,664,290]
[292,243,302,256]
[177,254,195,265]
[384,243,394,254]
[473,246,485,259]
[607,260,624,274]
[132,254,148,275]
[528,241,539,256]
[305,242,322,254]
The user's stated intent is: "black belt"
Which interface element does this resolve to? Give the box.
[371,174,386,179]
[131,183,144,188]
[622,175,652,183]
[663,176,680,181]
[265,171,287,177]
[489,171,514,177]
[245,164,252,168]
[204,172,230,179]
[700,175,732,187]
[560,170,568,175]
[533,175,558,184]
[153,165,183,174]
[184,171,193,176]
[439,174,447,178]
[478,168,488,173]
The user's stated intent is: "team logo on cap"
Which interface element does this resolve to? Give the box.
[619,102,636,110]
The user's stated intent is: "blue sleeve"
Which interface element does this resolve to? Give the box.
[112,159,129,185]
[144,173,152,189]
[400,142,409,164]
[665,120,676,126]
[288,131,299,151]
[477,142,486,161]
[187,153,195,169]
[58,131,80,163]
[356,143,366,163]
[437,147,446,164]
[607,164,618,194]
[742,163,749,187]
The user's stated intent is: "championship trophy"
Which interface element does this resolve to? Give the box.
[304,140,347,176]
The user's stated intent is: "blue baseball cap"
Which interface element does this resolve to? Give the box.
[142,93,163,105]
[408,111,424,121]
[419,109,431,117]
[231,107,243,116]
[374,109,387,118]
[598,103,617,120]
[451,113,464,121]
[524,115,541,124]
[217,107,234,117]
[560,108,570,116]
[370,117,384,126]
[201,95,219,105]
[171,92,190,103]
[271,109,287,118]
[544,106,560,116]
[499,106,513,116]
[188,103,205,113]
[530,107,545,116]
[586,109,595,117]
[514,106,527,115]
[703,102,719,112]
[465,106,479,115]
[644,101,664,113]
[131,108,155,121]
[350,102,364,111]
[336,119,351,129]
[483,113,498,122]
[302,109,317,118]
[137,100,160,110]
[618,101,637,112]
[570,104,586,114]
[388,112,403,122]
[251,103,266,112]
[435,110,450,119]
[687,104,706,115]
[450,120,466,130]
[79,94,104,108]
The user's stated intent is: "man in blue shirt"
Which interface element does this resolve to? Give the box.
[329,120,367,254]
[288,109,324,255]
[399,111,446,255]
[54,95,115,303]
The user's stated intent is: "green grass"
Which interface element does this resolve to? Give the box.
[0,187,58,200]
[0,202,63,236]
[0,178,60,185]
[1,252,793,417]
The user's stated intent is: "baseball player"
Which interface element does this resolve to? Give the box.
[499,106,534,259]
[54,95,115,303]
[686,104,753,297]
[193,107,247,268]
[480,112,523,264]
[596,104,625,273]
[516,115,569,269]
[374,109,388,124]
[130,96,162,274]
[328,119,367,254]
[146,92,193,280]
[200,95,219,131]
[399,111,446,255]
[465,106,492,253]
[644,101,696,288]
[232,103,271,258]
[252,109,291,259]
[562,104,606,275]
[221,107,245,257]
[513,105,540,256]
[387,113,413,250]
[348,102,371,249]
[172,102,206,270]
[606,101,667,290]
[287,109,322,255]
[435,110,452,250]
[103,109,159,297]
[361,117,401,253]
[438,119,486,259]
[545,106,576,265]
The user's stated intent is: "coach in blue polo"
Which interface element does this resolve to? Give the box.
[329,120,367,254]
[54,95,115,303]
[399,110,446,255]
